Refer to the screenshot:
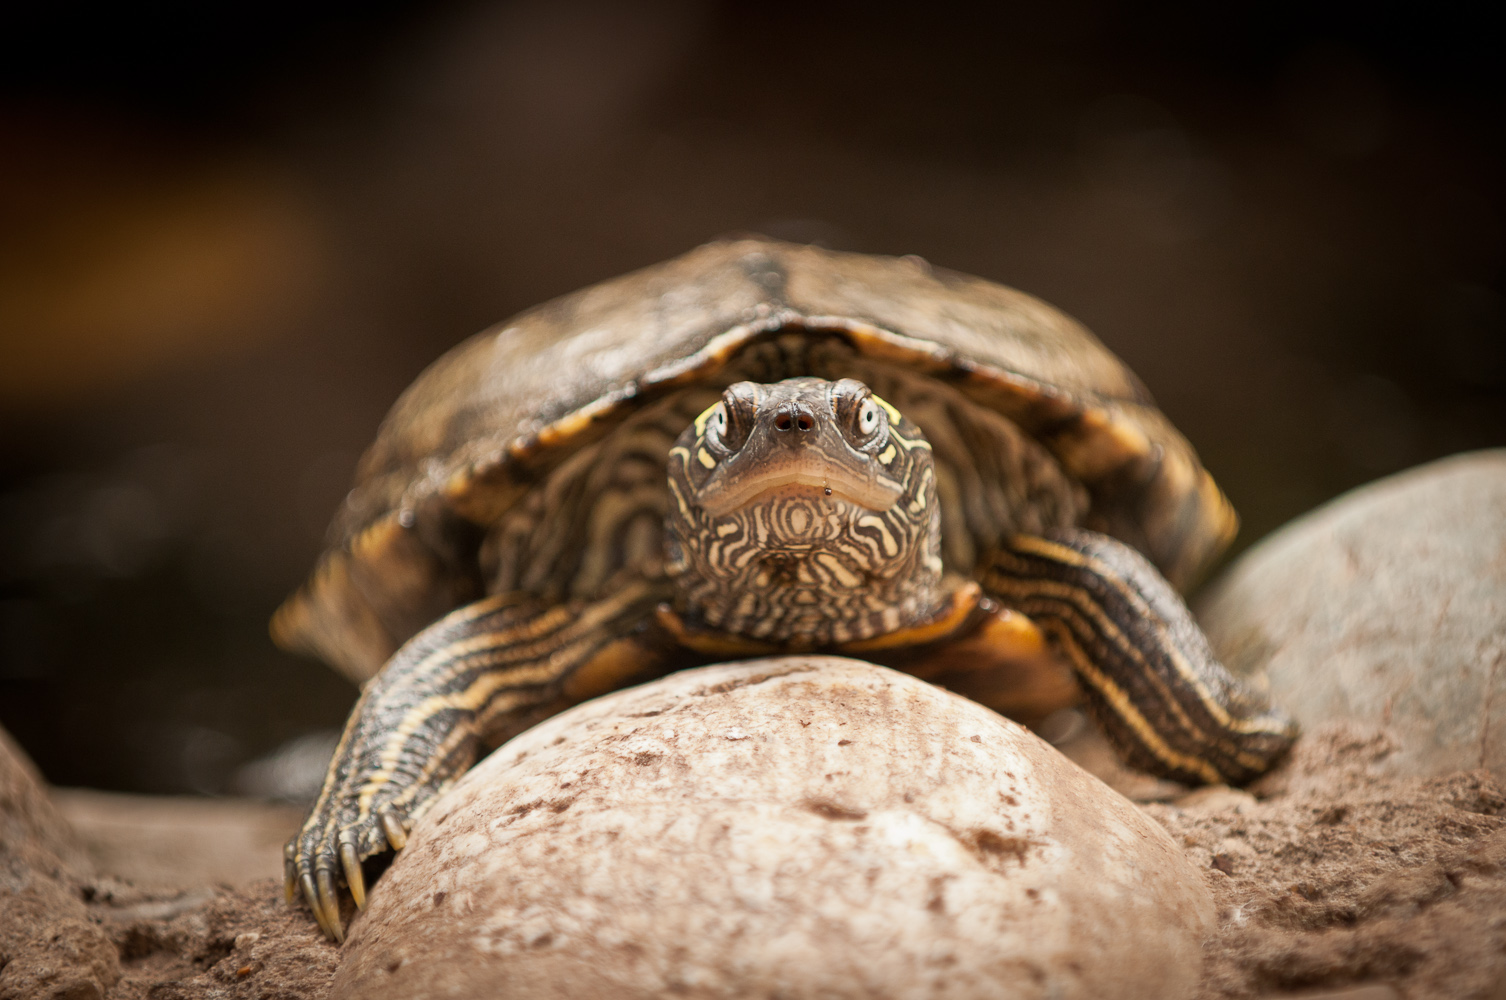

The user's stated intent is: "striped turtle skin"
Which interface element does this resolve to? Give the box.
[272,239,1295,940]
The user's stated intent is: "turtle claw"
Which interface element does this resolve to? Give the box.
[380,810,408,851]
[299,871,333,940]
[283,845,298,905]
[281,593,524,940]
[317,869,345,943]
[286,797,413,941]
[339,840,366,911]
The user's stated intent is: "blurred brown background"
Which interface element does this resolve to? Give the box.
[1,1,1502,798]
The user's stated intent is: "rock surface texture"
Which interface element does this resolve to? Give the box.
[334,657,1214,1000]
[1197,450,1506,779]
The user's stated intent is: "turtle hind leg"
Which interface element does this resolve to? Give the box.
[286,580,669,941]
[980,529,1297,786]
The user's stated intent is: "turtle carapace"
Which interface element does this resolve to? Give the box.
[274,239,1297,941]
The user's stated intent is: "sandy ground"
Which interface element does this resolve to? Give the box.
[7,720,1505,1000]
[1168,727,1506,1000]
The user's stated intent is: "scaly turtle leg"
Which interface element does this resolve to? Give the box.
[978,529,1297,785]
[285,580,668,941]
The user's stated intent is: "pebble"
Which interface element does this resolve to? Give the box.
[1174,785,1258,815]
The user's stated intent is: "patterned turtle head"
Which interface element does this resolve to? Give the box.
[665,376,944,645]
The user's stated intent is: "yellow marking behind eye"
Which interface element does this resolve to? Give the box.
[697,448,717,469]
[693,402,720,436]
[877,444,897,465]
[872,394,903,426]
[889,428,932,451]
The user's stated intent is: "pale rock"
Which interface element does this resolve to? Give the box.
[334,657,1213,1000]
[1198,451,1506,779]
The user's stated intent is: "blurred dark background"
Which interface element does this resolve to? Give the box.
[2,1,1502,797]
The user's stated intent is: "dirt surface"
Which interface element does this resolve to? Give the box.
[6,720,1506,1000]
[75,878,338,1000]
[1169,724,1506,1000]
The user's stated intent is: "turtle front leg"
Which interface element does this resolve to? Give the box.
[979,529,1297,786]
[286,580,668,941]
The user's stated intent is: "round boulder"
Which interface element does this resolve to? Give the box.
[1197,450,1506,779]
[334,657,1212,1000]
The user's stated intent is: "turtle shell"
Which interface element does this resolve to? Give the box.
[273,238,1236,684]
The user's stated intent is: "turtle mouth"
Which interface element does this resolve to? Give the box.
[696,453,904,516]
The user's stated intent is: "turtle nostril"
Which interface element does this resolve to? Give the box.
[774,402,816,434]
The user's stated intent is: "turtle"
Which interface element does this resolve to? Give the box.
[273,237,1296,941]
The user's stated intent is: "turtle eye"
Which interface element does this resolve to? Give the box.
[850,395,887,448]
[706,383,756,454]
[830,379,887,449]
[703,403,730,452]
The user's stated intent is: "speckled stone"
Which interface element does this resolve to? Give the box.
[1197,450,1506,779]
[333,657,1213,1000]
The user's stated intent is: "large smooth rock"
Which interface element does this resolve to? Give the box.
[1198,450,1506,779]
[335,657,1212,1000]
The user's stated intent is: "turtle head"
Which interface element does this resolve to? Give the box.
[665,377,944,645]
